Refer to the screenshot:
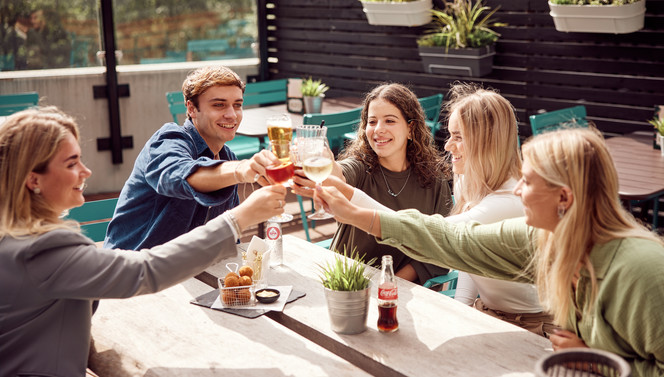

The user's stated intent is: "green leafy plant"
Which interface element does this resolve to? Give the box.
[416,0,503,50]
[301,77,330,97]
[649,117,664,136]
[549,0,640,5]
[318,247,376,292]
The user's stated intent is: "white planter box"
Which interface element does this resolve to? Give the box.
[548,1,645,34]
[361,0,433,27]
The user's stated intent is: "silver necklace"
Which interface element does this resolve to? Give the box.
[379,165,411,197]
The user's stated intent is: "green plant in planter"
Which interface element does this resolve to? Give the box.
[318,247,376,291]
[649,117,664,136]
[549,0,640,5]
[301,77,330,98]
[416,0,503,51]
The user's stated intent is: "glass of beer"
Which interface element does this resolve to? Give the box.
[266,113,293,143]
[299,127,335,220]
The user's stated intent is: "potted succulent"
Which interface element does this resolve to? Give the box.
[548,0,645,34]
[360,0,433,27]
[648,113,664,154]
[416,0,502,77]
[318,248,376,335]
[301,77,329,114]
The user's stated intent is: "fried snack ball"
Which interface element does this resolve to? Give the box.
[222,291,235,305]
[224,275,240,288]
[225,272,240,280]
[239,275,253,286]
[236,288,251,304]
[238,265,253,278]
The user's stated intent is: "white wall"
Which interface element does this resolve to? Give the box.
[0,59,259,194]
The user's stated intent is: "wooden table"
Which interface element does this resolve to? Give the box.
[89,277,372,376]
[239,97,363,142]
[605,132,664,228]
[204,235,552,377]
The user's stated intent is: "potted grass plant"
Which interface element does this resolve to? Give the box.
[416,0,502,77]
[649,114,664,154]
[548,0,645,34]
[301,77,329,114]
[318,247,376,335]
[360,0,433,27]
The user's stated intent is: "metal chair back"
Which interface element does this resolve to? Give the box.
[529,105,588,136]
[535,348,631,377]
[0,92,39,116]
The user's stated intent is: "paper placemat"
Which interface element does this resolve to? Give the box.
[190,286,305,319]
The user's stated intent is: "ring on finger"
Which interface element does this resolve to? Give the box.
[278,200,283,208]
[254,173,260,182]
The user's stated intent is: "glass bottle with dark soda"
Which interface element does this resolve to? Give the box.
[377,255,398,332]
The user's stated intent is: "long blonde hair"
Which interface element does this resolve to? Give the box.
[522,128,663,326]
[445,83,521,215]
[0,106,81,237]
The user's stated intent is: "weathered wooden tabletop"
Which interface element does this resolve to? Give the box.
[204,235,552,377]
[89,277,372,376]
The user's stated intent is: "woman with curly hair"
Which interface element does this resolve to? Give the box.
[301,83,452,284]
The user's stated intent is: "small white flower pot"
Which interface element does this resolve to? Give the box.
[548,1,645,34]
[361,0,433,27]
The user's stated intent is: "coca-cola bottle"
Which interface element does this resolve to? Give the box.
[377,255,398,333]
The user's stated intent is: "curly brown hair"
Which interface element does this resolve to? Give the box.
[339,83,448,188]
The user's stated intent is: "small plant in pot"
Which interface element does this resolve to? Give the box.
[301,77,329,114]
[360,0,433,27]
[318,247,376,335]
[548,0,645,34]
[648,115,664,154]
[416,0,503,77]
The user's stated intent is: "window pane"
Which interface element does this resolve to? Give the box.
[0,1,100,71]
[113,0,257,65]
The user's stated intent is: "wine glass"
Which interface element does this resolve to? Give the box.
[264,140,295,223]
[299,127,335,220]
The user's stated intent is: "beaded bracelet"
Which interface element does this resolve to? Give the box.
[224,210,242,239]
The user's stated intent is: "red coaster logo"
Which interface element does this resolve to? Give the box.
[266,226,281,240]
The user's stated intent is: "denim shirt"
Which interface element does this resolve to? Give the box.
[104,120,239,250]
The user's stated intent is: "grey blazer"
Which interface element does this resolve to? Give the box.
[0,214,237,377]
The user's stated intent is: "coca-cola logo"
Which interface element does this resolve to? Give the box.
[266,226,281,240]
[378,287,398,300]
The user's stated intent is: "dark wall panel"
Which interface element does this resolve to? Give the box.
[264,0,664,137]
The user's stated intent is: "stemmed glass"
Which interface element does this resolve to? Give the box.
[298,126,335,220]
[264,113,294,223]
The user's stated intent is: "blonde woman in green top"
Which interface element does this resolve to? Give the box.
[316,128,664,376]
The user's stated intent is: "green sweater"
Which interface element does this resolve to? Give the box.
[379,211,664,377]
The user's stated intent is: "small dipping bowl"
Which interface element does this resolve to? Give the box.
[255,288,280,304]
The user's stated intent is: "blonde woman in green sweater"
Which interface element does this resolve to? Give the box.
[316,128,664,377]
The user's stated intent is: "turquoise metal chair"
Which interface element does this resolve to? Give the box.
[528,105,588,136]
[64,198,118,242]
[187,39,230,61]
[0,92,39,116]
[165,91,260,160]
[418,94,444,136]
[423,270,459,298]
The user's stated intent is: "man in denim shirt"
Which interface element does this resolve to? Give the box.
[104,66,279,250]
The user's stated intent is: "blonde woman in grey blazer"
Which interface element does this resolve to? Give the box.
[0,107,287,377]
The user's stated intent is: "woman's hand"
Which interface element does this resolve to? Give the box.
[291,174,353,201]
[239,150,281,186]
[232,185,287,230]
[549,329,588,351]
